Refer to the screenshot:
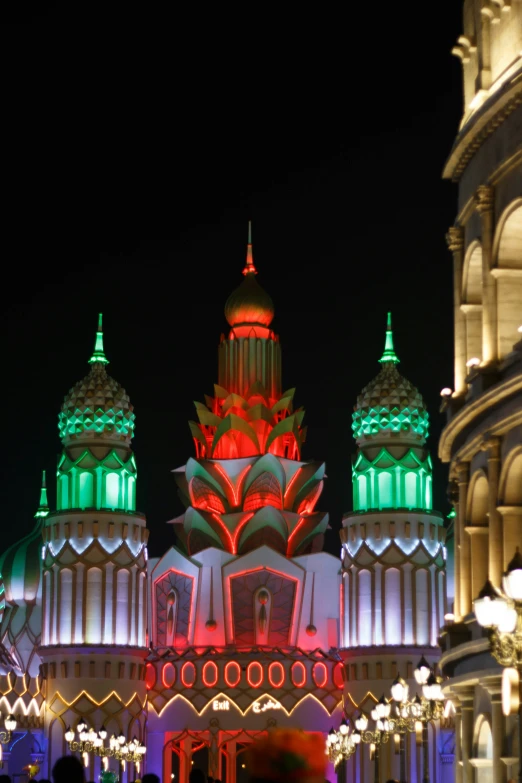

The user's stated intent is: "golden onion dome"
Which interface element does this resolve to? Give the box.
[224,224,275,328]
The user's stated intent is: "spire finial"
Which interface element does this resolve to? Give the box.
[242,220,258,276]
[35,470,49,518]
[88,313,109,365]
[379,311,400,364]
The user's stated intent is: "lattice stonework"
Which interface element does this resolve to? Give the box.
[230,570,296,646]
[155,571,194,646]
[59,364,135,441]
[352,362,429,441]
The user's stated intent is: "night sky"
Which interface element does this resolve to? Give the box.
[2,6,464,559]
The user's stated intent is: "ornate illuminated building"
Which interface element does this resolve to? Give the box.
[0,234,452,781]
[340,317,452,782]
[439,1,522,781]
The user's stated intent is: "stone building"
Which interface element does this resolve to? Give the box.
[439,0,522,780]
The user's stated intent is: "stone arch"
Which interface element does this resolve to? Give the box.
[467,471,489,525]
[463,240,483,304]
[499,448,522,505]
[473,713,493,783]
[493,199,522,357]
[494,198,522,269]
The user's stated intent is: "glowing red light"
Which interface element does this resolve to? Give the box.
[312,662,328,689]
[145,663,156,691]
[225,661,242,688]
[162,662,176,689]
[268,661,285,689]
[181,661,197,688]
[202,661,219,688]
[247,661,264,688]
[284,467,302,504]
[290,661,306,688]
[333,662,344,688]
[287,516,306,556]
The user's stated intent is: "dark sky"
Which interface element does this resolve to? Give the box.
[2,6,464,559]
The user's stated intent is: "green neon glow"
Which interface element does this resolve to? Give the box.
[352,448,433,511]
[352,313,429,441]
[88,313,109,365]
[379,312,399,364]
[35,470,49,518]
[447,507,456,520]
[56,450,137,512]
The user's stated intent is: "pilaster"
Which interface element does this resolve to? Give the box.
[476,185,497,365]
[484,436,502,586]
[447,226,467,395]
[456,461,471,616]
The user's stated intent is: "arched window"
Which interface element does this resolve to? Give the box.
[115,570,130,644]
[356,474,368,511]
[127,475,136,511]
[384,568,401,644]
[469,474,488,525]
[404,472,418,509]
[425,475,432,510]
[502,452,522,505]
[105,472,120,510]
[85,568,102,643]
[378,472,393,509]
[59,475,69,510]
[358,570,372,645]
[190,477,226,514]
[415,569,429,645]
[244,472,283,511]
[59,569,73,644]
[495,201,522,358]
[475,716,493,783]
[79,472,93,509]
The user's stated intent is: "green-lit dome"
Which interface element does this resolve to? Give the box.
[0,473,48,606]
[352,314,429,444]
[58,315,135,443]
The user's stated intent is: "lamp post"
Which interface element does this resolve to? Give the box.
[65,724,146,775]
[326,721,357,769]
[474,549,522,783]
[0,714,16,767]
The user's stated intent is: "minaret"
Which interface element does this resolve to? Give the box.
[339,314,448,783]
[39,315,149,782]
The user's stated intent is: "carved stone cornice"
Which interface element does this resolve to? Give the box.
[475,184,495,214]
[444,84,522,182]
[446,226,465,252]
[481,434,501,458]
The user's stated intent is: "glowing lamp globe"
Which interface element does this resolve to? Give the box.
[474,579,504,627]
[391,675,408,703]
[99,727,107,740]
[503,549,522,601]
[414,656,431,685]
[353,731,361,744]
[355,714,368,731]
[4,715,16,733]
[117,733,126,745]
[339,720,349,736]
[65,727,75,743]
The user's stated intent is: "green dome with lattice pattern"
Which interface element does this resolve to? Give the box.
[352,314,429,443]
[58,315,135,443]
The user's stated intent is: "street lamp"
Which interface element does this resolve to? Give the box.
[65,725,146,774]
[325,722,356,769]
[474,549,522,783]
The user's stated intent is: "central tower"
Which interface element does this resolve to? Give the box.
[146,228,343,783]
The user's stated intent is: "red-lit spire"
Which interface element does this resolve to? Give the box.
[242,220,257,275]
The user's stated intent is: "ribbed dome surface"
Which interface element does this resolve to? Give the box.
[58,362,135,443]
[225,272,275,328]
[0,521,42,606]
[352,361,429,442]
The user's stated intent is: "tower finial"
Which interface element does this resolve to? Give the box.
[88,313,109,365]
[242,220,258,276]
[35,470,49,518]
[379,311,400,364]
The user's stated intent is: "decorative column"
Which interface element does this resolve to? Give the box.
[476,185,497,364]
[492,691,507,783]
[456,461,471,616]
[447,226,467,395]
[460,689,474,783]
[484,436,503,586]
